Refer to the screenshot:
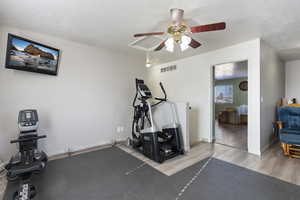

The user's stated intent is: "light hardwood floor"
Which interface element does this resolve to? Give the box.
[215,120,248,150]
[1,142,299,199]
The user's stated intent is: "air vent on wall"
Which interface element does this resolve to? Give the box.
[161,65,177,73]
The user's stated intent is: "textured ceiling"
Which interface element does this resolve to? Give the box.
[1,0,300,63]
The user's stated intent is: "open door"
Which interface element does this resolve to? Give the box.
[213,61,248,150]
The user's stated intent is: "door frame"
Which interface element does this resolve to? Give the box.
[210,60,248,150]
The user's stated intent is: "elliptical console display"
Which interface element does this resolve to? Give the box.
[130,79,184,163]
[5,110,48,200]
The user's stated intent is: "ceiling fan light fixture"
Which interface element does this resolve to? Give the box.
[132,8,226,52]
[180,35,191,51]
[165,37,174,52]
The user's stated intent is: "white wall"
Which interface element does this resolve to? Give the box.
[286,60,300,101]
[147,39,262,155]
[260,41,285,152]
[0,26,146,161]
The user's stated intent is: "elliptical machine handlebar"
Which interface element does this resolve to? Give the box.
[132,93,138,107]
[153,82,167,104]
[133,79,167,107]
[155,97,166,101]
[159,82,167,100]
[10,135,47,144]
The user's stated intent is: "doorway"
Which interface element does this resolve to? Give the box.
[213,60,248,150]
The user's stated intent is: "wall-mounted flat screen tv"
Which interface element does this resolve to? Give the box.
[5,34,60,76]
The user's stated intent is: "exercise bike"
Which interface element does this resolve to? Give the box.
[130,79,184,163]
[5,110,48,200]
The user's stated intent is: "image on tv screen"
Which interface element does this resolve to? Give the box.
[5,34,60,76]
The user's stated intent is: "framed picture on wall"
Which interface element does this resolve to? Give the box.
[5,34,60,76]
[215,85,233,104]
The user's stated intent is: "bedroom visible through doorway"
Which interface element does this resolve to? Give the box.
[213,60,248,150]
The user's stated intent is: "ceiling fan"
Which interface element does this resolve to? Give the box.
[133,8,226,52]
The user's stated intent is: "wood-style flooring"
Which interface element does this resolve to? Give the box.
[215,120,248,150]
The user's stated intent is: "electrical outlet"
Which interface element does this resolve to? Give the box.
[117,126,125,133]
[39,129,48,135]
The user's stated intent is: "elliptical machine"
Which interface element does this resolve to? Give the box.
[130,79,184,163]
[5,110,48,200]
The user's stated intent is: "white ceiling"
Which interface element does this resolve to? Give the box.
[1,0,300,63]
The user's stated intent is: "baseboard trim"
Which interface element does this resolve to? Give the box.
[49,141,125,161]
[261,138,278,154]
[198,138,212,143]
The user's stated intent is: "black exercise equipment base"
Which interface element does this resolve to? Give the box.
[131,131,184,163]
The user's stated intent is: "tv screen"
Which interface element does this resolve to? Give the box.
[5,34,60,76]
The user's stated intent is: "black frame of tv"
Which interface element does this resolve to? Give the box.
[5,33,60,76]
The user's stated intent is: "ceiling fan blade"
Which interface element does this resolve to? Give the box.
[189,38,201,48]
[190,22,226,33]
[134,32,165,37]
[154,40,166,51]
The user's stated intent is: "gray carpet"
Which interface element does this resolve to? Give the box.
[4,147,300,200]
